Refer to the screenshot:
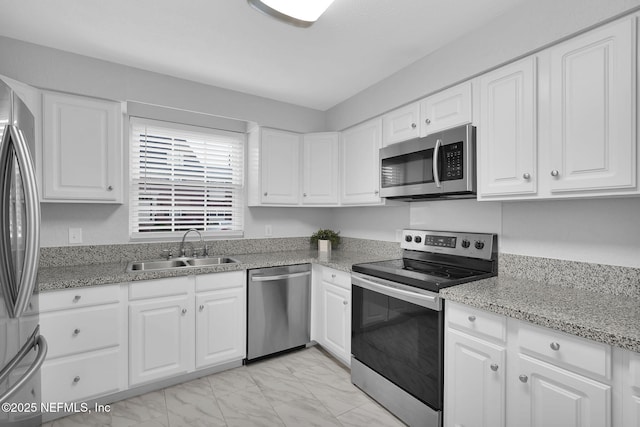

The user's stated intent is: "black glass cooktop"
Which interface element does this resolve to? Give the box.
[352,258,494,293]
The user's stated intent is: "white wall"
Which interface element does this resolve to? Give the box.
[409,200,502,234]
[326,0,640,130]
[329,205,410,242]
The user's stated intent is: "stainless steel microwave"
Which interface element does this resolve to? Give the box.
[379,124,476,200]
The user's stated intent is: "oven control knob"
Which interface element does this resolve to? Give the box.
[475,241,485,250]
[461,239,470,249]
[405,235,413,242]
[414,236,422,243]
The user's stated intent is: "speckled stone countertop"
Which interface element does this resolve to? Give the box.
[36,249,394,292]
[441,275,640,353]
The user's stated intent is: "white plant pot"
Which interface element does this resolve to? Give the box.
[318,239,331,255]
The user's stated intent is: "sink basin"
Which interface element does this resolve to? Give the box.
[127,256,238,272]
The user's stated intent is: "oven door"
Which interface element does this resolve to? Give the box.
[351,273,443,411]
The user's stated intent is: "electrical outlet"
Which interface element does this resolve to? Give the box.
[265,224,273,237]
[68,228,83,244]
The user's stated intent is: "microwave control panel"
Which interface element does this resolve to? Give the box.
[442,142,463,181]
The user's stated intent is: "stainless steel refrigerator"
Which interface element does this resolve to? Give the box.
[0,78,47,426]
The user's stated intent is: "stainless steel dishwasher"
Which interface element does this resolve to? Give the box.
[247,264,311,361]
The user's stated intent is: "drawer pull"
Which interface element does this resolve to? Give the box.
[343,300,348,306]
[332,274,336,278]
[199,305,205,312]
[73,376,81,384]
[468,315,476,322]
[490,363,499,372]
[519,374,528,383]
[73,295,81,302]
[73,329,80,336]
[550,342,561,351]
[182,308,187,315]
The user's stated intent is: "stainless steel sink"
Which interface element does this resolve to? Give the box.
[127,256,238,272]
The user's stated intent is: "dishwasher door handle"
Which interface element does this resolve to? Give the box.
[251,271,311,282]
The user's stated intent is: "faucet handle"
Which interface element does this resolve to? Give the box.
[203,244,208,257]
[162,249,173,260]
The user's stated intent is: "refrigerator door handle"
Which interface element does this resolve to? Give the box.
[0,326,48,404]
[0,125,40,318]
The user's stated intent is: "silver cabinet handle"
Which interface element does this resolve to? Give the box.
[73,295,81,302]
[519,374,528,383]
[550,342,560,351]
[490,364,499,372]
[411,123,417,129]
[551,170,559,177]
[425,118,431,124]
[331,274,336,278]
[374,190,379,195]
[107,185,113,191]
[343,300,348,306]
[181,308,187,315]
[73,329,80,336]
[199,305,205,312]
[73,376,80,383]
[523,173,531,180]
[263,192,268,196]
[303,193,307,197]
[468,315,476,322]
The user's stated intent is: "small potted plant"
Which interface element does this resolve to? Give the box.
[310,229,340,254]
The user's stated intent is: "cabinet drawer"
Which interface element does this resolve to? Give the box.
[446,301,506,342]
[40,305,121,359]
[40,285,120,312]
[129,276,192,300]
[321,268,350,289]
[42,348,122,404]
[195,271,245,293]
[517,321,611,379]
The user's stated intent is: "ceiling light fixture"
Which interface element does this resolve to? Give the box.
[247,0,335,28]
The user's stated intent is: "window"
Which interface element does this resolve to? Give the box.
[129,117,244,239]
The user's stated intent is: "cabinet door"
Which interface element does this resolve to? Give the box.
[545,17,636,193]
[382,102,420,146]
[445,328,506,427]
[340,118,382,205]
[320,281,350,363]
[510,353,611,427]
[129,295,193,385]
[302,132,339,205]
[42,91,121,202]
[478,57,537,197]
[195,287,246,369]
[621,349,640,427]
[260,128,301,205]
[420,81,472,136]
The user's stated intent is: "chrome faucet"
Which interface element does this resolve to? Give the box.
[179,228,207,257]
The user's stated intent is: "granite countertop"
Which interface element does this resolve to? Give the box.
[441,275,640,353]
[36,249,393,292]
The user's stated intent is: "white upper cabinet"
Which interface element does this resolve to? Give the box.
[42,91,122,203]
[258,128,301,205]
[477,57,537,197]
[419,81,473,136]
[543,17,636,194]
[340,118,383,205]
[382,102,420,146]
[302,132,339,205]
[477,15,638,200]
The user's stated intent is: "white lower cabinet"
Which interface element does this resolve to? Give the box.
[39,284,127,405]
[617,348,640,427]
[312,265,351,365]
[128,292,193,386]
[128,272,245,386]
[195,272,246,369]
[445,301,617,427]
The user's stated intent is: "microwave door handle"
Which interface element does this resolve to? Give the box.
[433,139,442,188]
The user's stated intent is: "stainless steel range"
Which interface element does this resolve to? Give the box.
[350,229,497,427]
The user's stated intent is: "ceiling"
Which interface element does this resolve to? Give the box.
[0,0,527,111]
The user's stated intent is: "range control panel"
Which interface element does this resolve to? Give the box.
[401,229,495,260]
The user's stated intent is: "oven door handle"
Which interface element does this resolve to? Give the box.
[352,274,441,311]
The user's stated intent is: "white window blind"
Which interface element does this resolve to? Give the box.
[129,117,244,239]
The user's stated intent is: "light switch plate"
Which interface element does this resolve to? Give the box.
[265,224,273,237]
[68,227,83,244]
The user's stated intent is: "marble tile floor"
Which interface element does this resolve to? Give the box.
[43,346,406,427]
